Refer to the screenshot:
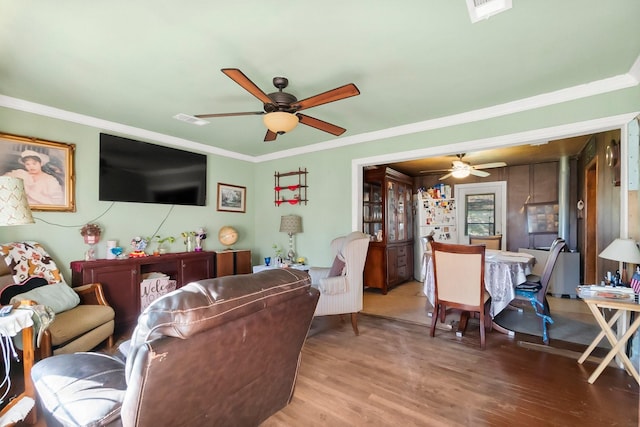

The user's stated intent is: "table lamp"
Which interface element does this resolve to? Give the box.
[0,177,34,226]
[598,238,640,284]
[279,215,302,262]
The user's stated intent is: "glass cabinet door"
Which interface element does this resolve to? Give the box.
[405,185,413,240]
[397,184,406,240]
[363,182,383,237]
[387,181,397,241]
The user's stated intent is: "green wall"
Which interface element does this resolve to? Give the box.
[0,108,255,281]
[2,84,639,279]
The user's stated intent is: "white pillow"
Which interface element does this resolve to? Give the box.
[11,282,80,314]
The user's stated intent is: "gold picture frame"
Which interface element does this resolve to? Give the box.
[216,183,246,213]
[0,132,76,212]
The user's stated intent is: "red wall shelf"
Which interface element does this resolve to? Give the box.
[274,168,308,206]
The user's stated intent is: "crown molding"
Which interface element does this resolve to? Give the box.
[0,95,254,162]
[2,58,638,164]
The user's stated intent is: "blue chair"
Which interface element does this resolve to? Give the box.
[514,238,566,344]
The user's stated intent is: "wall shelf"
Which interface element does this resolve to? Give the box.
[274,168,308,206]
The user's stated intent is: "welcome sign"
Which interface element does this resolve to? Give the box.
[140,272,177,311]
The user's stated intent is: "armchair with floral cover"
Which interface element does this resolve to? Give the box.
[308,231,370,335]
[0,241,114,358]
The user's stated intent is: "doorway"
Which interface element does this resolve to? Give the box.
[584,158,598,284]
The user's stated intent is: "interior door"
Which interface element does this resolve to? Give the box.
[455,181,507,249]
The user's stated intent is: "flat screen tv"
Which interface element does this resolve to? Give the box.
[99,133,207,206]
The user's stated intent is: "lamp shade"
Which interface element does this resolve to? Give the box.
[279,215,302,235]
[263,112,299,134]
[0,177,34,226]
[598,238,640,265]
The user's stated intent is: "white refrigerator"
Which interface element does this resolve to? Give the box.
[413,193,458,281]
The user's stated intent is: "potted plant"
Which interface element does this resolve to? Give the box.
[150,235,175,255]
[80,223,102,245]
[181,231,196,252]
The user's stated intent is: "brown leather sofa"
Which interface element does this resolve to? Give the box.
[31,269,319,427]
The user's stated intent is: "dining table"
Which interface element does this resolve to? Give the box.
[423,248,536,335]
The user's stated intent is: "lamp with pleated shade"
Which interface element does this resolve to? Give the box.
[279,215,302,262]
[599,238,640,284]
[0,177,34,226]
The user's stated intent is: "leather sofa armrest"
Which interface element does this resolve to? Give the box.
[73,283,110,306]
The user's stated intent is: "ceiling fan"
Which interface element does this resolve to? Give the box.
[195,68,360,142]
[434,154,507,180]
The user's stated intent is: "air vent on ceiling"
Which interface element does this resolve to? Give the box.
[173,113,209,126]
[466,0,512,23]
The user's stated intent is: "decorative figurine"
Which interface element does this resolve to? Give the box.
[129,236,148,258]
[195,227,207,252]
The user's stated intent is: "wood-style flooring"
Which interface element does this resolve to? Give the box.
[262,314,638,427]
[6,303,638,426]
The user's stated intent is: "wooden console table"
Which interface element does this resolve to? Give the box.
[71,251,215,333]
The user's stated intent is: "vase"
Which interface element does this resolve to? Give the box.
[185,236,194,252]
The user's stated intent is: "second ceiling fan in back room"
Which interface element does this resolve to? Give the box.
[420,154,507,180]
[195,68,360,142]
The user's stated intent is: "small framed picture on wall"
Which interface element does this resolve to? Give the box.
[216,183,246,213]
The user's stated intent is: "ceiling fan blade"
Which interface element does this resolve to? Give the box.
[472,162,507,170]
[439,172,454,180]
[264,130,278,142]
[293,83,360,111]
[419,168,452,174]
[195,111,264,118]
[297,114,346,136]
[221,68,273,105]
[470,169,491,177]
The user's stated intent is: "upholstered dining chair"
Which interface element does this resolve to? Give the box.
[513,238,567,344]
[308,231,370,335]
[469,234,502,250]
[429,241,491,349]
[0,241,115,358]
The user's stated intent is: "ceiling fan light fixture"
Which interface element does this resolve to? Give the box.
[263,112,299,134]
[451,168,470,178]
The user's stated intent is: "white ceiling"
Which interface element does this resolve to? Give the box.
[1,1,639,162]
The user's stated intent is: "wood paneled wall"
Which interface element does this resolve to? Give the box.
[411,129,625,286]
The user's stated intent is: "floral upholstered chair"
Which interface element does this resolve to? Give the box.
[0,241,114,358]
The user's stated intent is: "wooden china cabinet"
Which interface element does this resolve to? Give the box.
[363,167,414,294]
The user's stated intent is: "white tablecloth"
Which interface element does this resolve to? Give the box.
[424,249,535,317]
[0,309,33,337]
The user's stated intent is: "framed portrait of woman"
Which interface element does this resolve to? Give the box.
[0,133,76,212]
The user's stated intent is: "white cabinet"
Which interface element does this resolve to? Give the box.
[518,248,580,297]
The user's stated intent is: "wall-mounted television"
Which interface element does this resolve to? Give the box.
[99,133,207,206]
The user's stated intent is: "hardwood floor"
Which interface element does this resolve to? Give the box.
[5,311,637,426]
[262,314,638,426]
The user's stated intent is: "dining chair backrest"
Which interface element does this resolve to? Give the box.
[548,237,564,252]
[431,242,485,308]
[537,238,567,300]
[430,241,489,349]
[469,235,502,250]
